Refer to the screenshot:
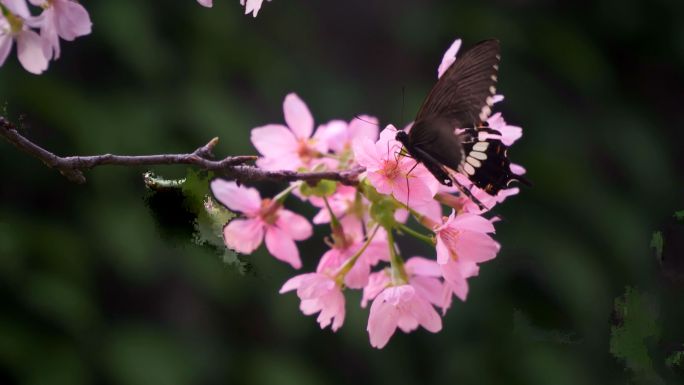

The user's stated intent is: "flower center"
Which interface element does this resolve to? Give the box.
[440,228,461,261]
[297,140,320,164]
[381,159,400,180]
[4,11,23,34]
[259,199,280,225]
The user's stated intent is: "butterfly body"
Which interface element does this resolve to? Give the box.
[396,39,528,197]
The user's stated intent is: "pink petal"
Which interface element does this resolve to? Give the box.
[55,0,92,40]
[454,231,500,263]
[16,30,49,75]
[405,257,442,277]
[283,93,314,140]
[265,226,302,269]
[255,154,301,171]
[435,237,451,265]
[276,209,312,241]
[210,179,261,215]
[3,0,30,18]
[196,0,213,6]
[441,261,471,302]
[452,213,496,234]
[279,273,314,293]
[251,124,298,158]
[352,137,381,170]
[510,163,526,175]
[437,39,462,78]
[244,0,265,17]
[409,295,442,332]
[348,115,379,143]
[316,120,348,153]
[223,218,264,254]
[368,296,399,349]
[410,276,444,307]
[0,35,12,67]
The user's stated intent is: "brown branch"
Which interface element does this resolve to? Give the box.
[0,116,363,185]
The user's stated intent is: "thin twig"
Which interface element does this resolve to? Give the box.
[0,116,363,185]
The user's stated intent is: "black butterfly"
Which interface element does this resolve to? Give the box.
[396,39,529,204]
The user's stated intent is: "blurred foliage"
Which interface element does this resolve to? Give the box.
[1,0,683,384]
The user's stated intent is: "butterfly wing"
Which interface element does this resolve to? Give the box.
[407,117,464,171]
[416,39,501,126]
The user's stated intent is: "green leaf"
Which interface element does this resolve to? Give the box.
[674,210,684,222]
[299,180,337,197]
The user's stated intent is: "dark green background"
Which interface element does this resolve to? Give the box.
[1,0,683,384]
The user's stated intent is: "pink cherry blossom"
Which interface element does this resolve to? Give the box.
[0,0,50,74]
[196,0,212,7]
[210,179,312,269]
[316,219,389,289]
[361,256,444,308]
[434,210,500,266]
[432,210,499,305]
[280,272,345,331]
[437,38,461,78]
[316,115,379,156]
[308,185,364,225]
[28,0,92,60]
[353,125,438,205]
[367,284,442,349]
[251,93,329,171]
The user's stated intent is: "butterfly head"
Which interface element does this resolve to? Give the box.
[395,130,409,146]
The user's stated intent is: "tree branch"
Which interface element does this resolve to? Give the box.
[0,116,363,185]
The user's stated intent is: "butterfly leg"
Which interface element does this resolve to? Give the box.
[450,175,488,211]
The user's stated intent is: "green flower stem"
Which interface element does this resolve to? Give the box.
[396,222,435,246]
[335,224,381,282]
[386,229,409,285]
[323,196,343,237]
[273,183,298,204]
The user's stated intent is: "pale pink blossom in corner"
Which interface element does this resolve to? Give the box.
[0,0,50,74]
[241,0,271,17]
[196,0,212,7]
[437,38,461,78]
[367,284,442,349]
[353,125,439,205]
[210,179,312,269]
[280,272,345,331]
[251,93,329,171]
[28,0,92,60]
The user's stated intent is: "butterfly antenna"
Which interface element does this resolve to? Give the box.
[353,115,380,126]
[404,160,421,210]
[449,173,489,211]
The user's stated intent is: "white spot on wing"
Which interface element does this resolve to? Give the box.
[466,156,481,168]
[489,86,496,94]
[479,106,492,121]
[473,142,489,152]
[470,151,487,160]
[463,163,476,175]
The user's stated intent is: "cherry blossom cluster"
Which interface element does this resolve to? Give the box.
[210,39,526,348]
[0,0,91,74]
[196,0,271,17]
